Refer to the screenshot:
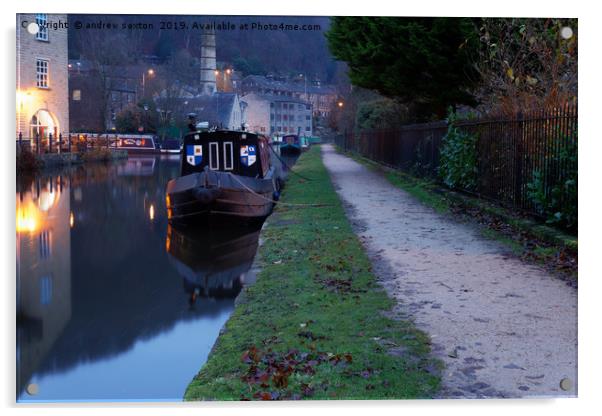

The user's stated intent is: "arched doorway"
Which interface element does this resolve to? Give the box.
[30,110,59,139]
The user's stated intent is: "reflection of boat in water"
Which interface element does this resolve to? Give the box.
[166,224,262,303]
[116,156,156,176]
[165,130,279,224]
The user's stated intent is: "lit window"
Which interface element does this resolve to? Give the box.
[36,59,49,88]
[72,89,81,101]
[35,14,48,41]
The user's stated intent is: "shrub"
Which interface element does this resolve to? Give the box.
[16,149,42,173]
[526,136,577,231]
[355,98,408,131]
[438,109,478,191]
[82,148,113,163]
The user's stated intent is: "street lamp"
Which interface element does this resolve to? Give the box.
[142,68,155,98]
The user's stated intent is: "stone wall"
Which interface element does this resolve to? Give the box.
[16,14,69,139]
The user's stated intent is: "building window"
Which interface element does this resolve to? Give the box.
[306,105,311,110]
[306,126,311,131]
[35,14,48,41]
[72,89,81,101]
[306,115,311,120]
[36,59,49,88]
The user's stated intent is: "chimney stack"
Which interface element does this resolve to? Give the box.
[199,28,216,95]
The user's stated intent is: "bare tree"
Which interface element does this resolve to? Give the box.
[474,18,577,115]
[74,22,140,130]
[154,49,199,138]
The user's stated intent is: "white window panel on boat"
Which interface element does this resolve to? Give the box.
[209,142,219,170]
[223,142,234,170]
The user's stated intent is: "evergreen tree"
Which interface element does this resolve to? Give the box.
[326,17,480,120]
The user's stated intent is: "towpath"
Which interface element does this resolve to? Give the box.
[321,144,577,398]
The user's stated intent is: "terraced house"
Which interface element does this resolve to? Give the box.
[16,13,69,140]
[242,92,313,137]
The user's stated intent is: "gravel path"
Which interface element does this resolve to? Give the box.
[321,144,577,398]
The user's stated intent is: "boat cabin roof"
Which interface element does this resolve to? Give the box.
[181,130,271,178]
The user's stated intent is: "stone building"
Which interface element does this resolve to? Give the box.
[240,75,336,118]
[16,14,69,140]
[68,59,140,132]
[242,92,313,137]
[180,93,245,131]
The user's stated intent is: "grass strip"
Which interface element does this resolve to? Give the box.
[184,145,441,401]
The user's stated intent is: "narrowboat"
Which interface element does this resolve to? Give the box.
[300,136,310,151]
[165,130,280,224]
[160,138,182,154]
[280,134,301,155]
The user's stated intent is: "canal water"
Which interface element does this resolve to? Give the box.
[16,149,297,403]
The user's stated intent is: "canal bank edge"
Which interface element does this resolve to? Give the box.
[184,145,442,401]
[17,148,128,173]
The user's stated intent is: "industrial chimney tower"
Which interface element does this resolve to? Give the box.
[199,28,217,95]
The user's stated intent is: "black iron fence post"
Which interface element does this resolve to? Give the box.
[68,134,72,153]
[49,133,53,153]
[36,134,40,155]
[58,133,62,154]
[18,132,22,151]
[514,112,524,208]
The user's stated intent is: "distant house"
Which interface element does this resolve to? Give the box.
[241,92,313,137]
[160,92,245,131]
[241,75,336,118]
[68,60,141,132]
[16,13,69,139]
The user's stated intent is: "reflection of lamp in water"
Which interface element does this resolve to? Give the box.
[16,202,41,233]
[69,212,75,228]
[149,204,155,221]
[38,190,57,211]
[165,195,171,219]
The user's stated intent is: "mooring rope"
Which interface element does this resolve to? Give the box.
[227,172,332,208]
